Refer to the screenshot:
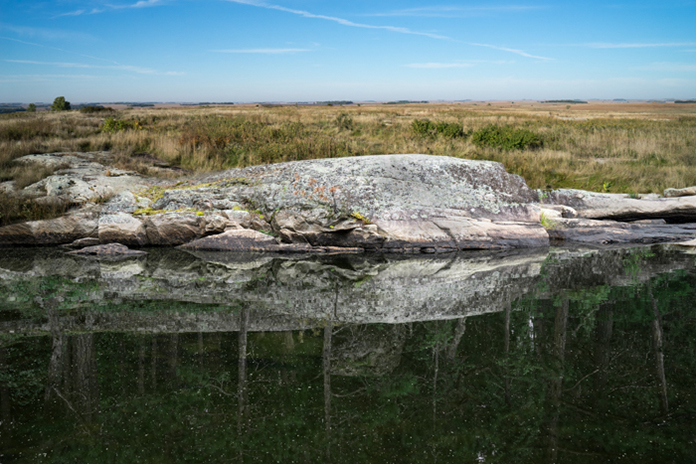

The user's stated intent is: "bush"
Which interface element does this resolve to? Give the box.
[411,119,464,138]
[471,124,544,150]
[436,122,464,138]
[26,103,36,113]
[412,119,436,137]
[335,113,353,131]
[102,117,142,132]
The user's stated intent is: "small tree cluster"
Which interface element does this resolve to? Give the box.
[51,96,71,112]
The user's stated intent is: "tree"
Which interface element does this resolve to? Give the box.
[51,96,71,111]
[27,103,36,113]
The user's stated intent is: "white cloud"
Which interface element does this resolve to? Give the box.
[1,35,124,65]
[587,42,696,49]
[469,43,553,61]
[224,0,451,40]
[57,9,87,17]
[367,5,543,17]
[0,74,99,84]
[407,60,513,68]
[636,62,696,72]
[211,48,311,54]
[59,0,165,16]
[5,59,181,75]
[127,0,164,8]
[0,23,94,41]
[406,62,475,69]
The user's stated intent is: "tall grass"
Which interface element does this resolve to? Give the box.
[1,104,695,194]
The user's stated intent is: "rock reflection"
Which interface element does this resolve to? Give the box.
[0,245,696,462]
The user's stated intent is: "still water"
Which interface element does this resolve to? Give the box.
[1,245,695,463]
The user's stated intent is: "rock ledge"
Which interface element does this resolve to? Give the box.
[2,152,696,251]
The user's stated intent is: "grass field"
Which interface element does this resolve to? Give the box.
[2,101,696,196]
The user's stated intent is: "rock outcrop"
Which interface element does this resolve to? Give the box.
[2,152,696,251]
[664,186,696,198]
[540,189,696,244]
[14,152,149,204]
[0,153,549,252]
[543,189,696,222]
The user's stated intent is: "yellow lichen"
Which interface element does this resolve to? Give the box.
[350,211,371,224]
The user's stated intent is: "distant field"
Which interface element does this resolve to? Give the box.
[1,102,696,195]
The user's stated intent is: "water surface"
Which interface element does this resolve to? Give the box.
[1,245,695,463]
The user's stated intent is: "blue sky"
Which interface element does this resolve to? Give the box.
[1,0,695,103]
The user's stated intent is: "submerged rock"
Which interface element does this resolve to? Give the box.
[67,243,147,258]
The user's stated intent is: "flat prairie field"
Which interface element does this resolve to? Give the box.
[2,101,696,194]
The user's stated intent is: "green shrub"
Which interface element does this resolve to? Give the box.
[102,117,142,132]
[411,119,437,137]
[335,113,353,131]
[411,119,464,138]
[436,122,464,138]
[471,124,544,150]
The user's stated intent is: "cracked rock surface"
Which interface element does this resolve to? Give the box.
[0,153,549,251]
[3,152,696,250]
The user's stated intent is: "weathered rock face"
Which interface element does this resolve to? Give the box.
[15,152,149,204]
[544,189,696,222]
[4,152,694,250]
[0,211,99,246]
[0,153,549,251]
[541,189,696,244]
[664,186,696,198]
[168,155,549,251]
[543,214,696,245]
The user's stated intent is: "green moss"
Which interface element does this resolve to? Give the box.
[540,211,557,229]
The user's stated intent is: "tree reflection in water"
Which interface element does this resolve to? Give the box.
[0,245,695,462]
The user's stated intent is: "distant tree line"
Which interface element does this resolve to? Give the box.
[115,102,156,107]
[320,101,354,106]
[0,104,26,114]
[384,100,429,105]
[541,100,588,104]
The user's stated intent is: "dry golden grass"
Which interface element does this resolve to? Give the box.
[1,102,695,195]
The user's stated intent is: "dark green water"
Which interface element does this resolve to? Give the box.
[1,245,695,463]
